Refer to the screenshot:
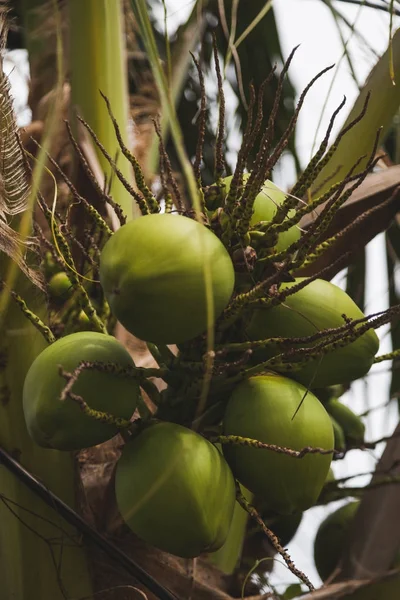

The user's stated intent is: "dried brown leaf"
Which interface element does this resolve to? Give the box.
[0,12,43,288]
[297,167,400,279]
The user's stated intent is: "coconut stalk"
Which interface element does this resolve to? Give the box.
[69,0,137,221]
[0,12,93,599]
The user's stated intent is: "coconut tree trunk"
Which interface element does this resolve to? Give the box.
[0,285,93,600]
[0,8,93,596]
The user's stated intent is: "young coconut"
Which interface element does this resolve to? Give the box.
[245,278,379,389]
[115,421,236,558]
[330,415,346,453]
[99,213,235,344]
[317,467,336,503]
[222,373,334,514]
[48,272,74,304]
[23,332,140,451]
[314,501,360,582]
[314,501,400,599]
[325,398,365,446]
[221,174,300,252]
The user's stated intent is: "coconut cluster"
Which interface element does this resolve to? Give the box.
[23,176,379,561]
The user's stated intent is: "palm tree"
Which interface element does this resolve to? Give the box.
[1,2,400,599]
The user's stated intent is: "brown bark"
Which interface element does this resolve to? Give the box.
[338,423,400,580]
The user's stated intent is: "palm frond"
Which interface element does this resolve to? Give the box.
[0,12,43,288]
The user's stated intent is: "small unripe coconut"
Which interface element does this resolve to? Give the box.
[325,398,365,445]
[48,272,73,303]
[23,332,140,450]
[222,373,334,514]
[222,174,300,252]
[330,415,346,452]
[314,501,360,582]
[42,251,61,278]
[246,278,379,388]
[99,213,235,344]
[325,467,335,484]
[77,310,91,329]
[115,422,236,558]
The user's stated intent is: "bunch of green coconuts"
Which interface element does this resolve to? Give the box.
[23,175,379,561]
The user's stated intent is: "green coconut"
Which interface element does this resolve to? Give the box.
[264,510,303,547]
[313,384,346,404]
[325,467,335,484]
[314,501,360,582]
[330,415,346,452]
[325,398,365,446]
[99,213,235,344]
[77,310,91,329]
[42,251,61,278]
[115,422,236,558]
[314,501,400,599]
[245,278,379,388]
[23,332,140,450]
[222,373,334,514]
[48,272,73,303]
[222,174,300,252]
